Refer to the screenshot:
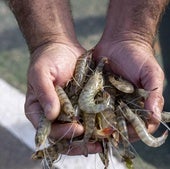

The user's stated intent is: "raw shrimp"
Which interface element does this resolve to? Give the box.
[31,52,170,169]
[115,106,135,159]
[162,111,170,122]
[78,57,110,114]
[71,112,96,157]
[108,75,134,94]
[35,113,51,148]
[95,109,115,169]
[120,101,168,147]
[71,49,93,93]
[99,140,109,169]
[95,108,116,139]
[32,139,70,168]
[121,88,151,110]
[56,85,75,122]
[32,139,70,160]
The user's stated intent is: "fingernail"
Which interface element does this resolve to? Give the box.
[44,103,59,120]
[44,104,52,116]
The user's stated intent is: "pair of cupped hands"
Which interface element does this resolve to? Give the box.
[25,38,164,155]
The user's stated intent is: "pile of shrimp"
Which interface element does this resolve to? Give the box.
[31,49,170,169]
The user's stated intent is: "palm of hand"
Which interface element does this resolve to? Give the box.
[94,40,164,135]
[25,43,84,127]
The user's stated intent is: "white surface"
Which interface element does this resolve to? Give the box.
[0,78,35,149]
[0,78,126,169]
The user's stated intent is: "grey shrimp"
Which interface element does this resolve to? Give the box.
[116,106,135,159]
[99,140,109,169]
[120,102,168,147]
[71,112,96,157]
[72,49,93,93]
[108,75,134,94]
[162,111,170,122]
[32,139,70,167]
[35,113,51,148]
[56,85,76,122]
[78,57,110,114]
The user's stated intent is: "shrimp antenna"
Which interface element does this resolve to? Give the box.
[56,123,74,143]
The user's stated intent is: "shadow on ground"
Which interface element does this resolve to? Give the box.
[0,125,39,169]
[133,125,170,169]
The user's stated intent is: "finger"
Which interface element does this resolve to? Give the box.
[145,91,164,133]
[64,142,102,155]
[128,125,140,142]
[30,71,60,120]
[24,88,42,128]
[49,122,84,140]
[140,59,164,133]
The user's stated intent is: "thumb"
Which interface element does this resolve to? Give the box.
[33,75,60,120]
[140,61,164,132]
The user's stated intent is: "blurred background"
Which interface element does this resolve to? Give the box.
[0,0,170,169]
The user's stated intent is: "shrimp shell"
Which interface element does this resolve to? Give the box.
[99,140,109,169]
[32,139,70,161]
[134,88,150,100]
[35,113,51,148]
[162,111,170,122]
[94,110,116,139]
[78,58,109,114]
[116,106,135,159]
[120,102,168,147]
[72,49,93,93]
[108,75,134,94]
[56,85,75,122]
[71,112,96,157]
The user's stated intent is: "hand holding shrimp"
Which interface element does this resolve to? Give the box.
[31,51,169,169]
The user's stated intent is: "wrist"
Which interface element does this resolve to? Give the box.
[9,0,79,53]
[30,41,85,62]
[102,0,169,45]
[28,34,81,54]
[100,31,154,49]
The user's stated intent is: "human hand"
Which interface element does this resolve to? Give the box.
[25,42,102,154]
[93,37,164,141]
